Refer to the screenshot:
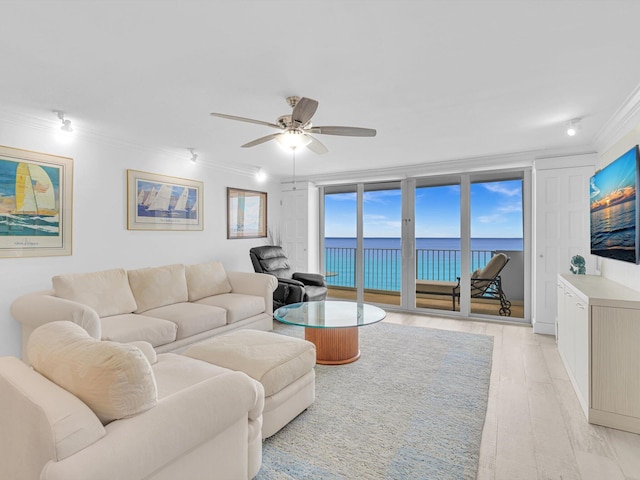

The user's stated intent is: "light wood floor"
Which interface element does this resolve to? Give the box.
[383,311,640,480]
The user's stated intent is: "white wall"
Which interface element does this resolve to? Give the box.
[0,121,281,357]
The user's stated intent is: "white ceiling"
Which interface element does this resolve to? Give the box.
[2,1,640,180]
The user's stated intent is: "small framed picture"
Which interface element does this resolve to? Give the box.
[227,187,267,239]
[127,169,203,231]
[0,145,73,258]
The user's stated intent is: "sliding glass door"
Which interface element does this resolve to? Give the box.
[322,170,529,322]
[469,174,525,318]
[363,183,402,306]
[324,185,357,301]
[413,178,461,312]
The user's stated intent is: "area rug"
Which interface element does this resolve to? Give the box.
[256,321,493,480]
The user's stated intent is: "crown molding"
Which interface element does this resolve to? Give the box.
[595,81,640,153]
[293,146,595,186]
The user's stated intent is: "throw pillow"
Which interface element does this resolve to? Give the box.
[27,321,157,424]
[127,264,189,313]
[185,261,232,302]
[52,268,138,318]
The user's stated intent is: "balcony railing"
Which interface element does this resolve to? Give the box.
[325,247,495,291]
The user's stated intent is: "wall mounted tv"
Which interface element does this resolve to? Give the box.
[590,145,640,264]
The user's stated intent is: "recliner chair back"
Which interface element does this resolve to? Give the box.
[249,245,328,309]
[249,245,294,279]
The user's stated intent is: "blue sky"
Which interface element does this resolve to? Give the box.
[590,146,637,203]
[0,159,60,198]
[324,180,523,238]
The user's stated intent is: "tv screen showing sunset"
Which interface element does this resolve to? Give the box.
[590,146,639,264]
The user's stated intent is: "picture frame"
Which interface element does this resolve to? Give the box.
[590,145,640,264]
[227,187,267,239]
[127,169,203,231]
[0,145,73,258]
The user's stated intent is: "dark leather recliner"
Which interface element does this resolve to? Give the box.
[249,245,328,310]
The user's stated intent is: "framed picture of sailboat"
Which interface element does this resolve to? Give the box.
[0,145,73,258]
[127,170,203,231]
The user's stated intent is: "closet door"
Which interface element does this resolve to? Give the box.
[534,162,594,334]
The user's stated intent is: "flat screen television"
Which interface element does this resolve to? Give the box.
[590,145,640,264]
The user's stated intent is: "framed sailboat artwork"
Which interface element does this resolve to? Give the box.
[0,145,73,258]
[127,170,203,231]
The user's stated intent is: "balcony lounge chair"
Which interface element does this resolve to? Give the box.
[415,252,512,316]
[250,245,328,310]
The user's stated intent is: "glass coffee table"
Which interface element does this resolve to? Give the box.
[274,301,386,365]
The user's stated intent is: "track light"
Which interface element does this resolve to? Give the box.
[54,110,73,132]
[566,118,581,137]
[53,110,74,143]
[189,148,198,163]
[256,167,267,182]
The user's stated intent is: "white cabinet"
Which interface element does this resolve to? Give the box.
[557,278,589,412]
[557,274,640,434]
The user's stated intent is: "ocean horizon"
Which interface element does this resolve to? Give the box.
[324,236,523,290]
[325,237,523,250]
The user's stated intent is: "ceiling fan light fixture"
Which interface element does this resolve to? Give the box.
[276,130,312,150]
[210,95,376,155]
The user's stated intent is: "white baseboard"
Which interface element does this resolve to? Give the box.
[532,319,556,336]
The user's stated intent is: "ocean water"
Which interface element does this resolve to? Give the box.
[0,214,59,236]
[324,237,523,290]
[591,199,636,263]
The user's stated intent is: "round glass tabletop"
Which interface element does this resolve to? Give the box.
[274,300,386,329]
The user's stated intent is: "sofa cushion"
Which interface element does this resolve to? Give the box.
[183,330,316,397]
[52,268,137,318]
[195,293,265,324]
[185,261,232,302]
[101,313,177,347]
[143,302,227,340]
[128,264,189,313]
[151,353,232,399]
[27,321,157,425]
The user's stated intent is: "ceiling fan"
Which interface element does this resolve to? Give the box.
[210,96,376,155]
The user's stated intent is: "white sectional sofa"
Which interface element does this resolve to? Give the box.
[11,261,278,359]
[0,321,265,480]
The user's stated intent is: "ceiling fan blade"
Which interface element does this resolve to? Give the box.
[210,112,281,129]
[241,133,281,148]
[307,126,377,137]
[292,97,318,126]
[306,135,328,155]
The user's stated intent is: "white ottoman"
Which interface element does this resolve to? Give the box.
[182,329,316,438]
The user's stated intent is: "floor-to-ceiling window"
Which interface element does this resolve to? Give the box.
[323,185,357,301]
[363,183,402,306]
[469,174,525,318]
[322,169,529,322]
[413,178,461,312]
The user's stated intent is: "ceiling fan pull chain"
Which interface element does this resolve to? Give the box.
[292,148,297,191]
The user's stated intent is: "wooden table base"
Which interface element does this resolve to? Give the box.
[305,327,360,365]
